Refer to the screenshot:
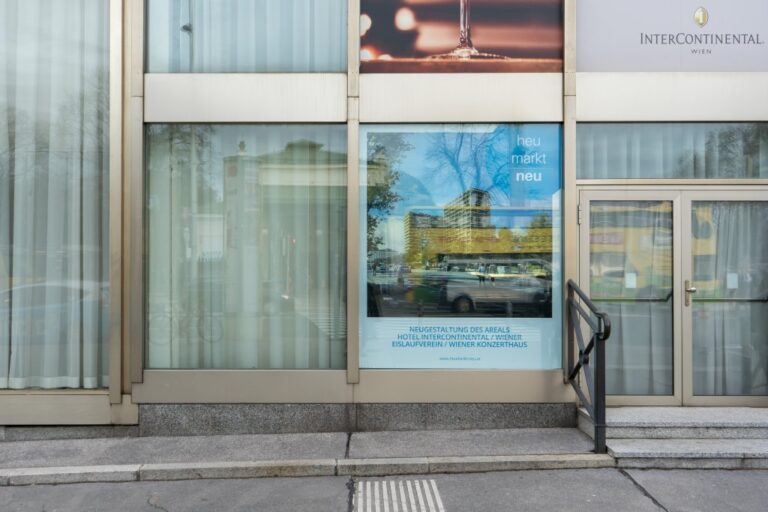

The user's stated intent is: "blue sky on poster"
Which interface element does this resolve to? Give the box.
[363,124,562,255]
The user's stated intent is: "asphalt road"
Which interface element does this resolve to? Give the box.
[2,469,768,512]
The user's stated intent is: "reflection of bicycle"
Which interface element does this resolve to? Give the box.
[196,312,224,343]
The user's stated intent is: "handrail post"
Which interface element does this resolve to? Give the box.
[565,280,611,455]
[594,316,607,454]
[566,282,574,382]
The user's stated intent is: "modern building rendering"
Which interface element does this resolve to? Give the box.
[0,0,766,437]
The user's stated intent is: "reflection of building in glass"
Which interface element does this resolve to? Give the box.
[165,137,348,367]
[444,189,491,228]
[404,189,552,268]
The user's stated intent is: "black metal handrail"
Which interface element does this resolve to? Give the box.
[566,279,612,454]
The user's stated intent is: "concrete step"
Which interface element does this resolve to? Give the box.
[608,438,768,469]
[579,407,768,439]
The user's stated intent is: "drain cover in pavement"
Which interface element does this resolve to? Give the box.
[354,479,446,512]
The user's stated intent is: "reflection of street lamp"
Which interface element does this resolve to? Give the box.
[420,238,428,268]
[181,0,194,71]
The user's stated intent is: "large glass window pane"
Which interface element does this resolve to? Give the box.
[360,124,562,369]
[146,0,347,73]
[578,123,768,179]
[692,201,768,396]
[0,0,110,389]
[590,201,674,395]
[146,125,347,369]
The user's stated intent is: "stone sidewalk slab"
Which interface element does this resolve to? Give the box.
[349,428,594,459]
[0,433,348,469]
[0,429,593,471]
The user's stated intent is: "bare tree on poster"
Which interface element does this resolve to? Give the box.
[425,126,521,205]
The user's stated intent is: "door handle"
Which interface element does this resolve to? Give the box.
[684,280,697,306]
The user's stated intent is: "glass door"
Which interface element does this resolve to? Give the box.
[579,191,682,406]
[682,192,768,406]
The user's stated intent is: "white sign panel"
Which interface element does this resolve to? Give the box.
[577,0,768,71]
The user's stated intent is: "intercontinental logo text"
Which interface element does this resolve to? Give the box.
[640,33,764,46]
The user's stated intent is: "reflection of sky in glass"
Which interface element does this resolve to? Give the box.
[374,124,561,208]
[364,124,561,254]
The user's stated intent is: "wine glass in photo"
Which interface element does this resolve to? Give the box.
[430,0,509,60]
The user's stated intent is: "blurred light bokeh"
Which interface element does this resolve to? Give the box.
[360,0,563,61]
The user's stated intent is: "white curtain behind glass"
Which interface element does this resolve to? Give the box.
[692,202,768,396]
[578,124,768,179]
[146,125,347,369]
[147,0,347,72]
[0,0,110,388]
[590,202,674,395]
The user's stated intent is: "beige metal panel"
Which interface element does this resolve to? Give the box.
[564,72,576,98]
[110,394,139,424]
[562,98,577,381]
[563,0,575,97]
[355,371,575,403]
[130,0,143,97]
[0,394,112,425]
[128,97,144,384]
[577,184,766,191]
[347,0,360,98]
[359,74,563,123]
[606,395,681,407]
[346,119,360,384]
[577,179,768,186]
[132,371,354,403]
[577,72,768,121]
[683,396,768,407]
[109,0,124,404]
[144,74,347,122]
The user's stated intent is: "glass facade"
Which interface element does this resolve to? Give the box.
[2,0,767,420]
[146,0,347,73]
[0,0,110,389]
[145,125,347,369]
[578,123,768,180]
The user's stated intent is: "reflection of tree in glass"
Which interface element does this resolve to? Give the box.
[1,74,108,180]
[674,123,768,178]
[366,133,411,253]
[517,212,552,253]
[424,125,524,205]
[146,124,219,210]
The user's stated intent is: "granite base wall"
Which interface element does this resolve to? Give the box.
[0,404,576,440]
[138,403,577,437]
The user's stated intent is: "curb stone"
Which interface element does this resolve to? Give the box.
[0,454,615,486]
[140,460,337,481]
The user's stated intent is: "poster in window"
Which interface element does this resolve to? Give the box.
[360,0,563,72]
[360,124,562,369]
